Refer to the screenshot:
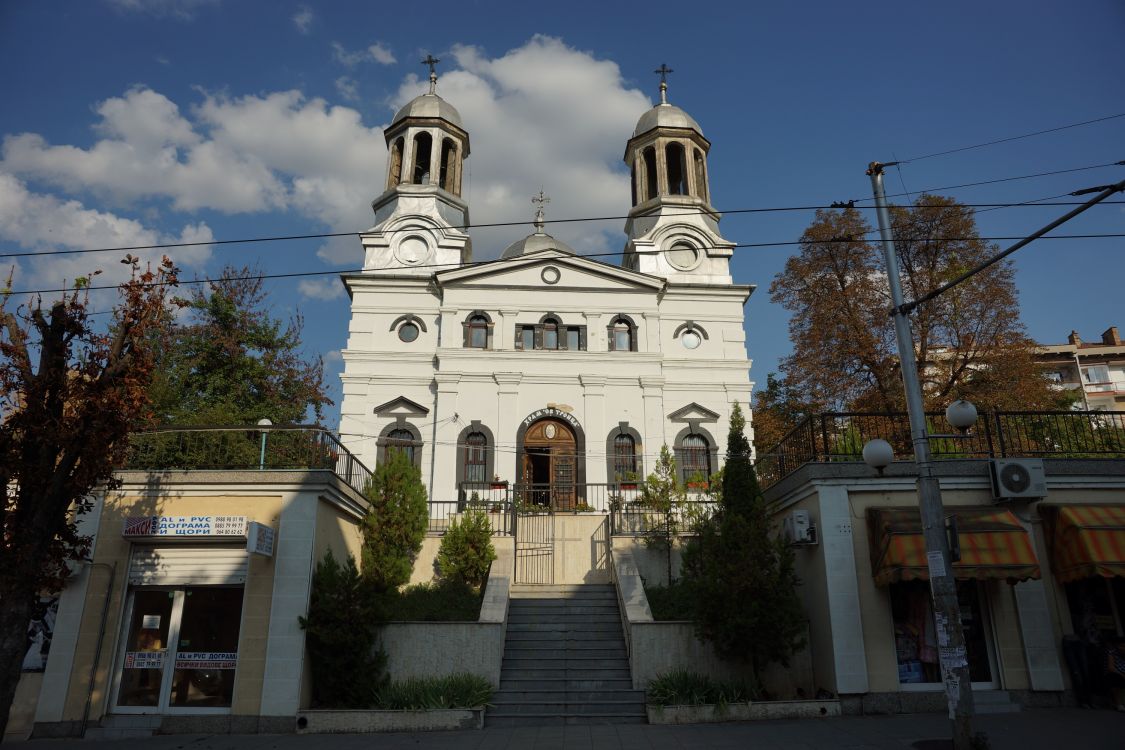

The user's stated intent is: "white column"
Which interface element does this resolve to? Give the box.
[641,377,666,455]
[494,373,523,482]
[260,490,316,716]
[818,485,869,694]
[640,311,660,353]
[498,309,518,350]
[581,374,608,484]
[432,373,461,501]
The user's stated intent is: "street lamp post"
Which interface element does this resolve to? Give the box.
[257,418,273,471]
[866,162,977,749]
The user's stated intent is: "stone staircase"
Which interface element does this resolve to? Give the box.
[488,584,646,727]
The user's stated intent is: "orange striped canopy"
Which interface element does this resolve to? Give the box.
[1046,504,1125,583]
[867,507,1040,587]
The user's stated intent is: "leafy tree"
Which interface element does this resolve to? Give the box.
[0,257,178,737]
[361,448,429,591]
[437,509,497,588]
[766,198,1068,432]
[752,372,818,456]
[299,551,387,707]
[639,445,689,586]
[148,265,329,427]
[681,403,806,684]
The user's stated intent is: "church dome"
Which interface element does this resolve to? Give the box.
[391,92,463,128]
[633,103,703,138]
[500,231,577,259]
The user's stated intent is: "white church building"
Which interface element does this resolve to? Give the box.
[338,67,755,508]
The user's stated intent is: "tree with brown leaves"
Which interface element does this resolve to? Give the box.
[758,196,1069,449]
[0,257,178,737]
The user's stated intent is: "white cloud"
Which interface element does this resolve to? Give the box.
[335,76,359,102]
[298,278,346,301]
[368,42,396,65]
[292,6,313,34]
[322,349,343,366]
[0,172,212,304]
[106,0,220,20]
[332,41,396,67]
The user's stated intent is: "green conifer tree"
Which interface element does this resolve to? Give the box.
[361,447,429,591]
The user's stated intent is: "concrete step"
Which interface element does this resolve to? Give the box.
[502,659,632,673]
[504,639,626,651]
[973,690,1021,714]
[492,689,645,703]
[487,701,646,716]
[508,622,622,633]
[84,728,155,740]
[500,677,635,690]
[501,647,628,659]
[501,667,632,680]
[100,715,164,729]
[508,605,621,616]
[486,712,646,727]
[510,586,616,600]
[506,628,624,640]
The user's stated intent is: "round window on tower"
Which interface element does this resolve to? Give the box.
[398,322,420,343]
[666,242,700,271]
[395,235,429,265]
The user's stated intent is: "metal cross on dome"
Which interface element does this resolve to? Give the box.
[421,54,441,94]
[654,63,674,104]
[532,189,550,232]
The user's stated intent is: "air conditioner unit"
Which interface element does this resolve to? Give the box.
[990,458,1047,500]
[784,509,818,545]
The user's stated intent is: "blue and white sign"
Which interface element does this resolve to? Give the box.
[123,515,248,538]
[247,522,276,557]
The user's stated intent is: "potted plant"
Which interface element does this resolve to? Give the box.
[617,471,639,491]
[489,473,507,490]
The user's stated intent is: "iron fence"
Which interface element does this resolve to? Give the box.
[755,410,1125,489]
[123,426,373,496]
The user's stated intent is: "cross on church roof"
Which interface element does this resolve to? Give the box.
[532,189,550,233]
[422,54,441,94]
[654,63,674,104]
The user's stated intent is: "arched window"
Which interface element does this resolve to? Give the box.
[468,315,488,348]
[693,148,707,202]
[679,433,711,485]
[411,132,432,184]
[643,146,658,200]
[607,316,636,352]
[630,162,639,206]
[542,317,559,350]
[388,137,404,189]
[666,142,687,195]
[463,431,488,483]
[440,138,458,193]
[613,434,638,481]
[384,428,417,466]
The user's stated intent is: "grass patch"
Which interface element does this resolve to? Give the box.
[647,669,760,706]
[643,579,694,621]
[380,579,483,621]
[375,673,493,710]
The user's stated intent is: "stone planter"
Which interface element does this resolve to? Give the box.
[295,708,485,734]
[646,699,840,724]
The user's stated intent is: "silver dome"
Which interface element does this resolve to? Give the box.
[500,232,577,259]
[391,93,463,128]
[632,103,703,138]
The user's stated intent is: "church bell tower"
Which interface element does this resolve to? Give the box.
[362,56,472,273]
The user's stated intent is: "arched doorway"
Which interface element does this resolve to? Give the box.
[520,418,577,508]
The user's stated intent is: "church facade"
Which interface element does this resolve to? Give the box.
[338,69,755,506]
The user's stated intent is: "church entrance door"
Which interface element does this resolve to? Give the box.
[520,418,577,510]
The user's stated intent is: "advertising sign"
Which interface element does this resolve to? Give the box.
[247,522,276,557]
[123,516,248,538]
[123,651,165,669]
[174,651,238,670]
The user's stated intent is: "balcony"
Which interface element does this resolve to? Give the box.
[123,426,373,495]
[755,410,1125,490]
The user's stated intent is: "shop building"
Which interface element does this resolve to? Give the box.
[760,411,1125,712]
[21,428,370,738]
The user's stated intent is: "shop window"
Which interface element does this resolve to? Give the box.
[891,580,993,684]
[463,431,488,484]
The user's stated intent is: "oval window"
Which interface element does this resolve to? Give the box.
[398,322,420,342]
[681,330,701,349]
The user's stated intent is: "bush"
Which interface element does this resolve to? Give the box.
[380,579,483,621]
[361,447,429,591]
[644,580,694,621]
[298,551,387,707]
[646,669,759,706]
[375,673,493,709]
[437,509,497,588]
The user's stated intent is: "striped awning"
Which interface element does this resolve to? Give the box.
[867,507,1040,587]
[1046,504,1125,583]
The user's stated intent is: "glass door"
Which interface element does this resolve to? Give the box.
[113,586,244,714]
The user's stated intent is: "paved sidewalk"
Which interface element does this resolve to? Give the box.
[8,709,1124,750]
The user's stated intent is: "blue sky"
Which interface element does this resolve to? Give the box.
[2,0,1123,428]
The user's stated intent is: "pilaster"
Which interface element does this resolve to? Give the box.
[640,377,666,454]
[432,373,462,500]
[493,373,523,482]
[580,374,608,483]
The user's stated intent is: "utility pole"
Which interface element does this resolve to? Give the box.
[867,162,976,749]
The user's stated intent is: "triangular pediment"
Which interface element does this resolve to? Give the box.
[435,250,665,292]
[372,396,430,417]
[668,402,720,422]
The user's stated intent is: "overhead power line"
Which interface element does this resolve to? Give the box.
[853,161,1125,203]
[9,232,1125,297]
[899,112,1125,163]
